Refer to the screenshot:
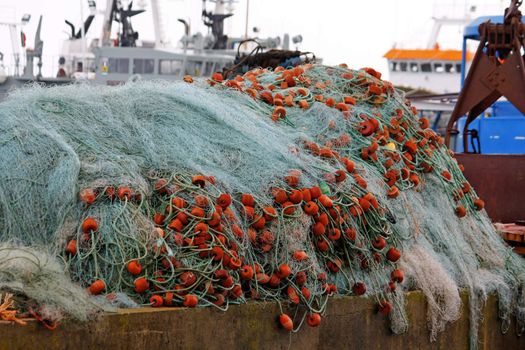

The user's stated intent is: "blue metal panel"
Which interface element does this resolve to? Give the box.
[478,117,525,153]
[492,101,523,117]
[455,117,480,153]
[455,116,525,154]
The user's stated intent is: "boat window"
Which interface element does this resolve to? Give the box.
[217,62,228,71]
[410,62,419,72]
[218,62,228,72]
[399,62,407,72]
[108,58,130,74]
[434,63,444,73]
[204,62,215,76]
[171,60,183,75]
[421,63,432,72]
[390,61,398,72]
[133,59,155,74]
[185,61,203,76]
[159,60,170,74]
[159,59,183,75]
[78,58,96,73]
[456,64,462,73]
[445,63,454,73]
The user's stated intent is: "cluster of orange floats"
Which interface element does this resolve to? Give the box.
[62,63,486,333]
[199,63,485,219]
[68,164,405,332]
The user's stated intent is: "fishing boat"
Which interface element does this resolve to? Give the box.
[0,0,311,98]
[384,45,471,94]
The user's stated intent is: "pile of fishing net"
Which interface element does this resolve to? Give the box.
[0,63,523,347]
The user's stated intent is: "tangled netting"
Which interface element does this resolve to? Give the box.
[0,64,524,348]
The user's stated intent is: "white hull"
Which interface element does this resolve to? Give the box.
[388,71,462,94]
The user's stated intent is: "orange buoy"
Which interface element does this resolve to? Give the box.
[89,280,106,295]
[474,198,485,211]
[81,217,99,233]
[455,205,467,218]
[279,314,294,332]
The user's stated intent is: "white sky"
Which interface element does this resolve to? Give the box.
[0,0,508,77]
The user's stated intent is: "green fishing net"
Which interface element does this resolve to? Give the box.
[0,64,522,348]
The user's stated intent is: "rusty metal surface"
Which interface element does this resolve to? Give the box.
[0,292,523,350]
[455,153,525,222]
[445,1,525,150]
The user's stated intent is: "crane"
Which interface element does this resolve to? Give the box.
[445,0,525,152]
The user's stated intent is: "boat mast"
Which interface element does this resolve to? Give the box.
[150,0,164,47]
[0,14,31,76]
[244,0,249,42]
[80,0,86,73]
[427,18,470,49]
[427,2,472,49]
[101,0,116,46]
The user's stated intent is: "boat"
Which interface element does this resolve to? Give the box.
[384,15,474,95]
[0,0,313,99]
[384,44,472,95]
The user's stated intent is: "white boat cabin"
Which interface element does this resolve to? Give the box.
[384,48,473,94]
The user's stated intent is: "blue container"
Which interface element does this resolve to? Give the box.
[455,117,480,153]
[491,101,522,117]
[454,108,525,154]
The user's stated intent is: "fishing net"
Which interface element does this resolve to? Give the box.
[0,243,109,323]
[0,63,523,348]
